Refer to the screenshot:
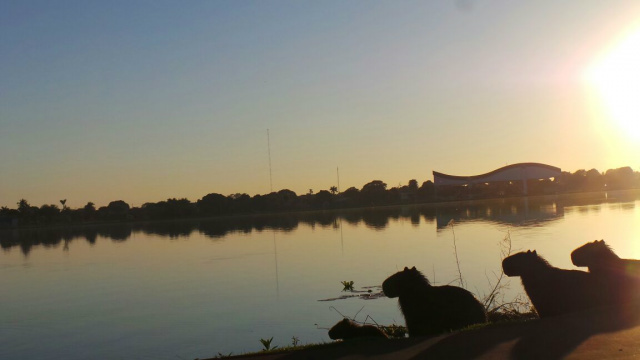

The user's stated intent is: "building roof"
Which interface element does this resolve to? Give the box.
[433,163,561,186]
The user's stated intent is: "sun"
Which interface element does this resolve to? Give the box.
[585,27,640,141]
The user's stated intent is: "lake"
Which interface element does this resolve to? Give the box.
[2,191,640,359]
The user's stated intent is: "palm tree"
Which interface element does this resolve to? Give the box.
[330,186,338,194]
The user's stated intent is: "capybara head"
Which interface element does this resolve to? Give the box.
[571,240,612,267]
[328,318,353,340]
[382,266,427,298]
[502,250,544,276]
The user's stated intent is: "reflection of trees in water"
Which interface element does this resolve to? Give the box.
[198,215,301,238]
[199,221,235,238]
[99,225,132,242]
[299,212,336,228]
[341,210,363,225]
[4,193,639,255]
[1,226,107,256]
[419,207,437,224]
[139,222,195,239]
[361,208,392,230]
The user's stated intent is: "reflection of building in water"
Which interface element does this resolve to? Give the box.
[433,163,561,199]
[435,197,565,229]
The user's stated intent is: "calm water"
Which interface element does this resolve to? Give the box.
[2,191,640,359]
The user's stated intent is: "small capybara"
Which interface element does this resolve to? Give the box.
[502,250,613,317]
[328,318,388,340]
[382,266,487,337]
[572,239,640,278]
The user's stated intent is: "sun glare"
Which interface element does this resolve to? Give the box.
[585,27,640,141]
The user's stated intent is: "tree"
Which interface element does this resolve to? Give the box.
[342,187,359,198]
[361,180,388,205]
[604,166,636,190]
[60,199,68,210]
[197,193,229,215]
[106,200,131,220]
[84,202,96,212]
[361,180,387,193]
[313,190,333,209]
[16,199,36,222]
[83,202,96,221]
[329,186,338,194]
[228,193,252,213]
[277,189,298,203]
[107,200,130,212]
[585,169,604,190]
[17,199,30,214]
[166,198,196,217]
[418,180,436,201]
[408,179,419,192]
[39,204,60,222]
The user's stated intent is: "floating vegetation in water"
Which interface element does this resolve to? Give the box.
[319,285,385,301]
[341,280,355,291]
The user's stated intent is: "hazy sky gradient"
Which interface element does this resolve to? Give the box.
[2,1,640,208]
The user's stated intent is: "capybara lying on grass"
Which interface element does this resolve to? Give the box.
[328,318,388,340]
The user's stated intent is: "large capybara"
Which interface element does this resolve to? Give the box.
[502,250,614,318]
[328,318,388,340]
[382,266,487,337]
[572,239,640,278]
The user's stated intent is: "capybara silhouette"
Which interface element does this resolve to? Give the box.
[328,318,388,340]
[571,239,640,278]
[382,266,487,337]
[503,250,612,318]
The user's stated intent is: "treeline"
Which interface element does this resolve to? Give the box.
[1,166,638,227]
[5,190,635,256]
[0,197,559,255]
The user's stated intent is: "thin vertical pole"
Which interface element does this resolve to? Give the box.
[337,167,340,193]
[273,231,279,298]
[267,129,273,192]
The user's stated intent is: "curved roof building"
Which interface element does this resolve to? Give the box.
[433,163,561,195]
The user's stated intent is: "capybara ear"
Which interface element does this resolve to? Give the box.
[411,266,416,270]
[533,250,537,255]
[342,318,350,324]
[526,250,531,254]
[404,266,409,271]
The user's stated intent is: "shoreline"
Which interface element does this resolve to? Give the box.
[208,305,640,360]
[3,189,638,232]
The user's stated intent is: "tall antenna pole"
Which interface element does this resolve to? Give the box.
[267,129,273,192]
[337,166,340,193]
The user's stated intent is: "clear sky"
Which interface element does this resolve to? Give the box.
[2,0,640,208]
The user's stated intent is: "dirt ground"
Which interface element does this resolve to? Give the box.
[209,303,640,360]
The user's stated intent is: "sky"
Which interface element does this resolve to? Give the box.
[2,0,640,208]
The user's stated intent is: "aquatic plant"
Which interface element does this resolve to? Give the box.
[341,280,354,291]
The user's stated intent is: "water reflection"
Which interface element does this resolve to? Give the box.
[435,197,564,229]
[2,191,638,256]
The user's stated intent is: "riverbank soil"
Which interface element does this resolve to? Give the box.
[211,303,640,360]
